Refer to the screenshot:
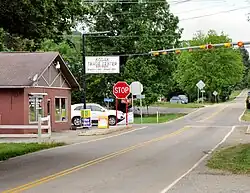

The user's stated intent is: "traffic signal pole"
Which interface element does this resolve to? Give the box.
[149,41,250,55]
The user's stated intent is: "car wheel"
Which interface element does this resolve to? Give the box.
[72,116,81,127]
[108,116,116,126]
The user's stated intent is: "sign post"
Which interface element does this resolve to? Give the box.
[113,81,130,126]
[196,80,205,103]
[201,90,205,104]
[130,81,143,124]
[213,91,218,103]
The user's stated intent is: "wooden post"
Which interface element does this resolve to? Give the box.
[38,115,42,144]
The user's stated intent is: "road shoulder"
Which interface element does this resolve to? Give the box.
[167,126,250,193]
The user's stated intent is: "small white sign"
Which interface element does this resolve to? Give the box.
[130,81,143,95]
[213,91,218,96]
[85,56,120,74]
[196,80,205,90]
[136,94,145,99]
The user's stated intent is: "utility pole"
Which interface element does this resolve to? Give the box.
[82,30,110,109]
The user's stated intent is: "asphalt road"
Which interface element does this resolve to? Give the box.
[0,91,247,193]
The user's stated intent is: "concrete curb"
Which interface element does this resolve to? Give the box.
[78,125,133,136]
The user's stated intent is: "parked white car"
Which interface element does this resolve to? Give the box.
[71,103,125,126]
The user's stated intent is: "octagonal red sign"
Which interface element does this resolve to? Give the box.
[113,81,130,99]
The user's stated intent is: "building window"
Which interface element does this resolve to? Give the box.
[29,95,44,123]
[55,97,67,122]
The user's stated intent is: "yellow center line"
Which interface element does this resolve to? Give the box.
[2,126,191,193]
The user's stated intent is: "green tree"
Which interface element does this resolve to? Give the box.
[238,48,250,89]
[84,0,182,105]
[0,0,87,48]
[39,35,82,104]
[174,30,244,102]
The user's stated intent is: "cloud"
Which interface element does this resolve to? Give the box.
[170,0,250,42]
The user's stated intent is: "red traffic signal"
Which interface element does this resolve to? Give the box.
[207,44,213,49]
[237,41,244,47]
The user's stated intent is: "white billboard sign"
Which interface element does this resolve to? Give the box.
[85,56,120,74]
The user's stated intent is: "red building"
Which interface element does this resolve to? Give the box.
[0,52,80,134]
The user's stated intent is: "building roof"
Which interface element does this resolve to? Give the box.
[0,52,80,89]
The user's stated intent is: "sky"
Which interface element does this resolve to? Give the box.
[169,0,250,43]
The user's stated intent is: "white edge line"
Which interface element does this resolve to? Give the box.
[246,125,250,134]
[239,109,246,122]
[0,126,148,162]
[159,125,236,193]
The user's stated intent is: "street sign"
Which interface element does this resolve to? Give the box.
[104,98,114,102]
[136,94,145,99]
[196,80,205,90]
[130,81,143,95]
[85,56,120,74]
[201,90,205,93]
[113,81,130,99]
[213,91,218,96]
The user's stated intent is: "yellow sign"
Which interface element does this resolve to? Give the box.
[98,115,109,129]
[81,109,91,118]
[81,109,92,127]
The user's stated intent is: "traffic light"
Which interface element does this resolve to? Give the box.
[175,50,181,54]
[200,45,206,49]
[224,43,231,48]
[237,41,244,47]
[207,44,213,49]
[152,52,159,56]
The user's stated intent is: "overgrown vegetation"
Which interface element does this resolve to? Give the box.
[207,144,250,174]
[0,142,65,161]
[241,110,250,121]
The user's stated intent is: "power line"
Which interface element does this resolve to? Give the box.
[180,5,250,21]
[83,0,191,4]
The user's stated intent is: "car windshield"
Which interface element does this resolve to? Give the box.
[179,95,187,99]
[91,104,106,112]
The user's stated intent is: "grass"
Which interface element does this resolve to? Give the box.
[207,143,250,174]
[152,102,204,108]
[134,113,186,124]
[0,142,65,161]
[229,90,242,101]
[241,109,250,121]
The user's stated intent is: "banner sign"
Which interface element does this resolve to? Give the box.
[85,56,120,74]
[81,109,92,127]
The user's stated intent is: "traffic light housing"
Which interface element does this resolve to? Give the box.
[152,52,159,56]
[175,50,181,54]
[237,41,244,47]
[224,43,231,48]
[207,44,213,49]
[200,45,206,49]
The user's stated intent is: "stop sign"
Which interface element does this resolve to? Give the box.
[113,81,130,99]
